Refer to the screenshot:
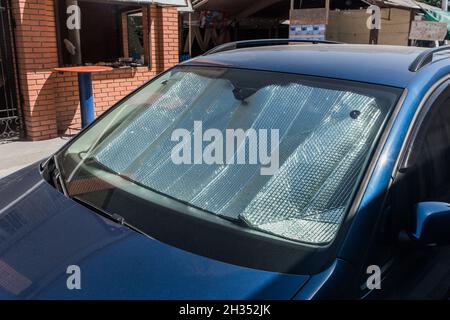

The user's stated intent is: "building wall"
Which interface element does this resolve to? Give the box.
[54,68,154,135]
[11,0,179,140]
[327,8,411,46]
[327,10,371,44]
[377,8,411,46]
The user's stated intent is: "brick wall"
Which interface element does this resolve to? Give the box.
[11,0,179,140]
[54,68,155,135]
[11,0,59,140]
[151,6,180,70]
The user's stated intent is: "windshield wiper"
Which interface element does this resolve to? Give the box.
[73,197,146,236]
[50,155,69,197]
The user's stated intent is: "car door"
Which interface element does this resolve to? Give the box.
[384,81,450,299]
[356,81,450,300]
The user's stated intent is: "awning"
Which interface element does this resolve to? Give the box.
[178,0,193,12]
[367,0,441,10]
[373,0,421,9]
[110,0,189,6]
[191,0,284,18]
[153,0,188,5]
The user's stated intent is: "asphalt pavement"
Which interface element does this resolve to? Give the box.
[0,137,68,178]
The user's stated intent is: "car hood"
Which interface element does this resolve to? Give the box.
[0,164,309,299]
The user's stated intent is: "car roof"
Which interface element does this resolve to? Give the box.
[184,44,427,88]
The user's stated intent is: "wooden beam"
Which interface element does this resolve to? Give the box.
[290,8,329,25]
[237,0,283,19]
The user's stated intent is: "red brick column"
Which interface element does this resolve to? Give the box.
[145,5,179,73]
[11,0,59,141]
[160,6,180,69]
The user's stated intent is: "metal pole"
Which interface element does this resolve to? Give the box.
[77,73,94,128]
[147,5,152,68]
[188,12,192,57]
[443,0,449,45]
[7,0,26,138]
[66,0,82,65]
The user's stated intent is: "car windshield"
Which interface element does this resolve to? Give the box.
[59,66,401,245]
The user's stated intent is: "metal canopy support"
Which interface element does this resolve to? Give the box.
[444,0,449,44]
[109,0,188,5]
[188,12,192,57]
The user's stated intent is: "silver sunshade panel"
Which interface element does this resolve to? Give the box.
[96,72,213,174]
[132,80,240,195]
[241,95,381,243]
[94,70,383,244]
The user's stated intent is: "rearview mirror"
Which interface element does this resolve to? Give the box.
[410,202,450,245]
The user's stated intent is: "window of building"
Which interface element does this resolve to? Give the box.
[125,11,144,60]
[55,0,147,67]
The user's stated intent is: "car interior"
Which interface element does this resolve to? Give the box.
[383,85,450,299]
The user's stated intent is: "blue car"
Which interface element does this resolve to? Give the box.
[1,40,450,300]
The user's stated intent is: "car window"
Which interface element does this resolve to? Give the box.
[59,66,401,245]
[404,85,450,203]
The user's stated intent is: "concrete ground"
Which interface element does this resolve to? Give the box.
[0,137,69,178]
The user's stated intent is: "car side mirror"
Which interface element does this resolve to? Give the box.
[410,202,450,246]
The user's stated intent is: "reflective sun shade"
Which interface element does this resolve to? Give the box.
[61,67,399,245]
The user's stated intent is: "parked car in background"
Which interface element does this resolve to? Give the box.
[0,40,449,299]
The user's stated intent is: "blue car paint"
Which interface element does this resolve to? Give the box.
[186,44,425,87]
[0,44,449,299]
[293,259,356,300]
[411,202,450,242]
[412,202,449,239]
[188,45,450,275]
[0,165,308,300]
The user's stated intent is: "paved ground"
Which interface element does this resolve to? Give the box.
[0,137,69,178]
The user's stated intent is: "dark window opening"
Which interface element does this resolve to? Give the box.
[126,11,144,60]
[409,94,450,203]
[56,0,146,67]
[388,85,450,236]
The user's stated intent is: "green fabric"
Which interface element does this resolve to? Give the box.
[423,7,450,38]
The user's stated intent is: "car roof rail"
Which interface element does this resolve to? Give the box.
[204,39,342,56]
[409,45,450,72]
